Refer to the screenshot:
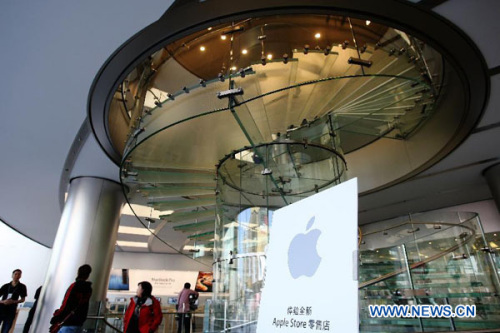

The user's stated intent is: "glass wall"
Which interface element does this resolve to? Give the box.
[359,212,500,332]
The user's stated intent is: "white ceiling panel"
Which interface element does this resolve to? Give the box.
[433,0,500,68]
[420,126,500,175]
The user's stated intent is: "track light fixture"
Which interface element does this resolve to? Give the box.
[283,53,289,64]
[199,79,206,87]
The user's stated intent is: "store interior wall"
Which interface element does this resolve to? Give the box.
[0,221,51,303]
[111,252,210,272]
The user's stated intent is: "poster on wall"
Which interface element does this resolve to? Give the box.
[195,271,213,292]
[128,270,199,295]
[257,178,358,332]
[108,268,129,291]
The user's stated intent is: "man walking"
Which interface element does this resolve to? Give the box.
[0,269,27,333]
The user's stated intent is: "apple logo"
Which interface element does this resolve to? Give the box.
[288,216,322,279]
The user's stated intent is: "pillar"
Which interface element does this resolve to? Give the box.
[31,177,125,332]
[484,163,500,213]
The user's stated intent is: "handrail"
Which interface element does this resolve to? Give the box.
[359,222,476,289]
[205,319,258,333]
[87,315,123,332]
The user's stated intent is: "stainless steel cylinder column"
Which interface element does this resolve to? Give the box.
[484,163,500,214]
[31,177,125,332]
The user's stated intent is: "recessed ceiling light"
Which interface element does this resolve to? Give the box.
[221,35,227,40]
[366,20,371,26]
[230,66,237,71]
[207,27,212,31]
[200,46,206,51]
[122,204,162,219]
[242,49,248,55]
[314,33,321,39]
[267,54,273,60]
[118,226,150,236]
[116,241,148,248]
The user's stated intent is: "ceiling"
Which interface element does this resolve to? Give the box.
[0,0,499,261]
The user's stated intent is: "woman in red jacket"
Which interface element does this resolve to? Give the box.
[123,281,162,333]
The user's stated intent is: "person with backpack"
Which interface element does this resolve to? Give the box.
[176,283,198,333]
[123,281,162,333]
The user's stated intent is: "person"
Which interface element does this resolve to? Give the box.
[176,283,199,333]
[0,269,27,333]
[23,285,41,333]
[50,264,93,333]
[123,281,162,333]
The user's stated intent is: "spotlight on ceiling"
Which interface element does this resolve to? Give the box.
[314,32,321,39]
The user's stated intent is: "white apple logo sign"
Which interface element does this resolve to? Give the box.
[288,216,322,279]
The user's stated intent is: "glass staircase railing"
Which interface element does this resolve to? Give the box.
[359,212,500,332]
[81,301,207,332]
